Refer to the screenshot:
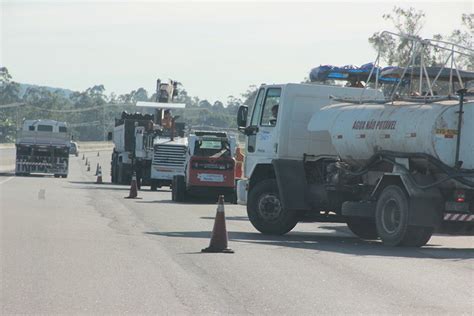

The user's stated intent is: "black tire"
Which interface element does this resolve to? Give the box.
[226,192,237,205]
[118,162,124,184]
[171,178,176,201]
[111,159,116,183]
[375,185,433,247]
[247,179,298,235]
[61,175,67,178]
[172,175,186,202]
[346,218,379,240]
[54,174,60,178]
[400,227,434,247]
[150,182,158,191]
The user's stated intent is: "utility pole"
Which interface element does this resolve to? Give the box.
[103,103,106,141]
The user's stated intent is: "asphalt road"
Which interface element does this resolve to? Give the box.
[1,149,473,314]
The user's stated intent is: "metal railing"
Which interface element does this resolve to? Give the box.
[359,31,473,103]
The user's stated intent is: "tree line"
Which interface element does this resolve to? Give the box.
[0,69,258,142]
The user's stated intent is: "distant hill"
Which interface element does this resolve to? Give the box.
[18,83,76,98]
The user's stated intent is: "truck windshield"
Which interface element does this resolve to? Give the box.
[194,139,230,157]
[37,125,53,132]
[199,140,222,149]
[250,88,265,126]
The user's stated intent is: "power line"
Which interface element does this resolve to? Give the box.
[69,121,102,127]
[0,102,25,109]
[0,102,134,113]
[26,103,134,113]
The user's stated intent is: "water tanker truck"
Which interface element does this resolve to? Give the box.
[236,35,473,247]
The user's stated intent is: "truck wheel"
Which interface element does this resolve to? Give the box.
[150,182,158,191]
[171,178,177,201]
[247,179,298,235]
[346,218,378,240]
[118,162,124,184]
[172,175,186,202]
[226,192,237,204]
[111,161,116,183]
[54,174,60,178]
[401,227,433,247]
[375,185,432,247]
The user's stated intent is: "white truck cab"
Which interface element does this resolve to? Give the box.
[236,83,383,204]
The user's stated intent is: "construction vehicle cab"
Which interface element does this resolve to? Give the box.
[236,83,384,205]
[172,131,236,202]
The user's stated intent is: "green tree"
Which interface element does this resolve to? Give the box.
[433,13,473,69]
[0,68,23,141]
[132,87,148,102]
[369,7,426,66]
[198,100,212,109]
[0,67,21,105]
[212,101,225,113]
[369,7,472,70]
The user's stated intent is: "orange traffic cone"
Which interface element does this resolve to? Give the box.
[97,151,100,157]
[202,195,234,253]
[234,147,244,179]
[95,163,100,175]
[96,167,103,184]
[125,172,140,199]
[82,154,85,160]
[87,162,91,172]
[85,157,88,165]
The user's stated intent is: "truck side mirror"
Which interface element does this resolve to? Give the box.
[237,106,248,128]
[107,131,113,141]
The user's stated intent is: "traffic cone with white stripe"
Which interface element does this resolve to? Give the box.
[85,157,88,165]
[125,172,140,199]
[87,162,91,172]
[97,151,100,157]
[202,195,234,253]
[96,166,103,184]
[95,163,100,176]
[82,154,85,160]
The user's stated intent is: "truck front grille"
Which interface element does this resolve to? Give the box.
[153,145,187,168]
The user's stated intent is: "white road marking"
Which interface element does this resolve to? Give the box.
[0,177,14,185]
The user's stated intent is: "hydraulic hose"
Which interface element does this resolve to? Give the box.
[343,150,474,189]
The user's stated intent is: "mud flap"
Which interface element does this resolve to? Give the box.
[272,159,310,211]
[397,174,443,227]
[408,196,443,227]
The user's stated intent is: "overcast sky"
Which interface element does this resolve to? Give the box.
[1,1,472,103]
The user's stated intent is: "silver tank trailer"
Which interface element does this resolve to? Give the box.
[307,99,474,169]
